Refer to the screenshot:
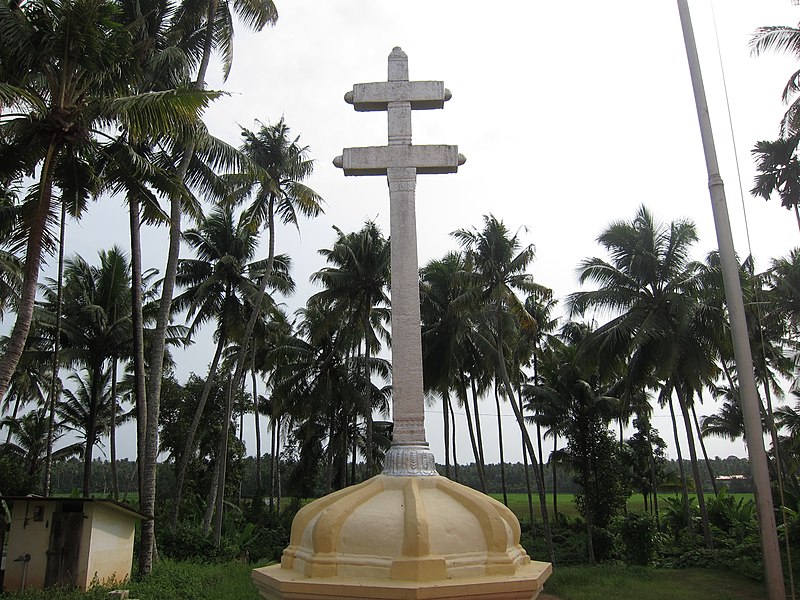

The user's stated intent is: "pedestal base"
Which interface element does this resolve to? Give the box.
[251,471,551,600]
[252,560,552,600]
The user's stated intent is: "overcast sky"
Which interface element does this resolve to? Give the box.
[50,0,800,465]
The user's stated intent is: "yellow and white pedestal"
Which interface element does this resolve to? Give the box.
[252,470,551,600]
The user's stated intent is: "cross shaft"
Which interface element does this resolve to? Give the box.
[334,47,464,476]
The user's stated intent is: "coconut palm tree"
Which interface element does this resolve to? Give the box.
[272,301,362,493]
[568,204,717,549]
[209,118,322,543]
[525,322,620,565]
[37,247,133,495]
[58,369,118,493]
[452,214,554,564]
[169,204,259,523]
[420,251,487,488]
[310,221,390,476]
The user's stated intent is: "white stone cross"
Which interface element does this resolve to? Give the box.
[334,47,465,477]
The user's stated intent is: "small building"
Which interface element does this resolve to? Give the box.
[715,474,753,493]
[1,496,148,592]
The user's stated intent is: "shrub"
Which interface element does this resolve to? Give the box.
[157,523,238,563]
[620,512,658,565]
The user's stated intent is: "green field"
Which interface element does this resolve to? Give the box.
[490,492,755,522]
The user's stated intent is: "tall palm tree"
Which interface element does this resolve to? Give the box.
[272,301,362,493]
[420,251,486,488]
[568,204,717,549]
[58,369,120,493]
[452,214,555,564]
[170,205,259,523]
[209,118,322,543]
[311,221,390,476]
[525,322,619,565]
[37,247,133,495]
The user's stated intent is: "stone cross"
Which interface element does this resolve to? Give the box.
[334,47,465,476]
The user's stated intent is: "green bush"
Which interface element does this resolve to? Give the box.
[157,522,238,563]
[619,512,658,565]
[521,519,591,565]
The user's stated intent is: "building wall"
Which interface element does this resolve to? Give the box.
[3,501,57,592]
[78,503,136,589]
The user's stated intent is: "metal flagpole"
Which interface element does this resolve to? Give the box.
[675,2,786,599]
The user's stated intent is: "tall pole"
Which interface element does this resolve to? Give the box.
[676,2,785,599]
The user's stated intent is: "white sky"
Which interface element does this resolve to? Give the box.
[40,0,800,465]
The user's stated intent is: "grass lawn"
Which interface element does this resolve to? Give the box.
[0,560,769,600]
[0,560,265,600]
[543,565,768,600]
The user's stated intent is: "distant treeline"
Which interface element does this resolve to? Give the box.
[45,454,752,500]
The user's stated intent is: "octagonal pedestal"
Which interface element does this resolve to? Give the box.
[252,474,551,600]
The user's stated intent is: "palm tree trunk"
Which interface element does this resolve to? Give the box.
[494,383,508,506]
[646,423,660,527]
[496,344,554,565]
[533,351,546,487]
[667,391,690,511]
[140,0,216,569]
[43,197,67,495]
[213,197,278,544]
[585,487,596,565]
[252,365,261,491]
[276,416,282,513]
[691,404,717,495]
[448,396,459,481]
[459,374,486,492]
[83,361,102,496]
[128,193,148,501]
[140,141,192,572]
[350,413,357,485]
[442,390,450,478]
[110,357,119,501]
[470,375,487,478]
[552,435,559,526]
[676,384,714,549]
[536,422,546,494]
[364,313,374,476]
[521,419,535,532]
[583,430,596,566]
[202,457,220,534]
[0,139,57,403]
[270,410,278,512]
[238,375,245,504]
[171,328,226,526]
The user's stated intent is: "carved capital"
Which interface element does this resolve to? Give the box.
[383,443,438,477]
